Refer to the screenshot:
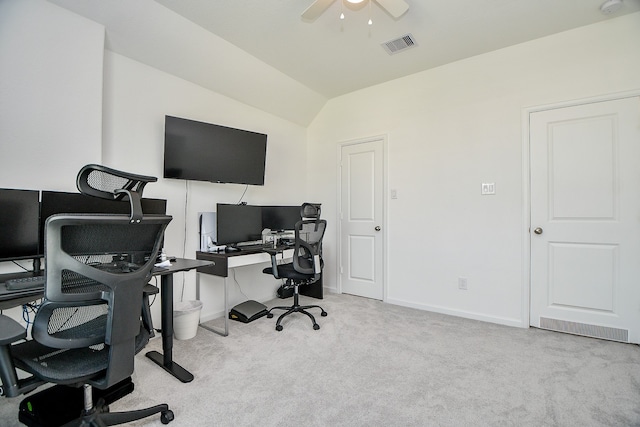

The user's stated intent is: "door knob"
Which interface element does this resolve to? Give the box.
[534,227,543,235]
[375,226,381,231]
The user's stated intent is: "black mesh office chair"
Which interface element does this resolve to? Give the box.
[77,164,162,339]
[0,165,174,426]
[263,203,327,331]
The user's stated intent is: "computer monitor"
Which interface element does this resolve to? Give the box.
[261,206,301,231]
[0,188,40,262]
[39,191,167,254]
[216,204,263,246]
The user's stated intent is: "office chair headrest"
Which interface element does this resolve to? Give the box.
[301,203,322,232]
[301,203,321,220]
[76,164,158,223]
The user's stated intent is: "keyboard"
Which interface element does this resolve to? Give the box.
[5,276,45,291]
[236,243,273,251]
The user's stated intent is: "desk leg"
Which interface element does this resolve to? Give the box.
[145,273,194,383]
[197,274,229,337]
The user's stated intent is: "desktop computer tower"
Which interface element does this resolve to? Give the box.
[18,378,134,427]
[277,284,294,298]
[199,212,216,251]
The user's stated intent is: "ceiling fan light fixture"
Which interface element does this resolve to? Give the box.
[302,0,408,21]
[600,0,623,14]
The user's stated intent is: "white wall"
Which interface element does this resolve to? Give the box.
[0,0,104,322]
[308,12,640,327]
[0,0,104,191]
[102,51,309,323]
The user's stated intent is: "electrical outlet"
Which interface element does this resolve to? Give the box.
[458,277,468,290]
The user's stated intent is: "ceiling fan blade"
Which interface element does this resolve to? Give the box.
[302,0,337,21]
[375,0,409,18]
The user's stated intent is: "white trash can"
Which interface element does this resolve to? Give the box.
[173,300,203,340]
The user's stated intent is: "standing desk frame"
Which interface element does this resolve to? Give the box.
[195,249,294,336]
[145,258,213,383]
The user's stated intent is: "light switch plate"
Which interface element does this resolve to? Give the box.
[481,183,495,195]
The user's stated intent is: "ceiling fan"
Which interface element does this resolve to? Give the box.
[302,0,409,21]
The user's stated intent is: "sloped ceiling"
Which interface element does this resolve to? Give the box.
[48,0,640,126]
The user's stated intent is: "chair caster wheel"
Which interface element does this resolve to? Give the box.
[321,311,328,317]
[161,409,174,424]
[313,324,320,330]
[267,313,273,318]
[276,325,283,331]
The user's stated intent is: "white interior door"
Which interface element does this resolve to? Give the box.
[530,96,640,343]
[340,138,384,300]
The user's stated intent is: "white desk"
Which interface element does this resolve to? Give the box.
[195,248,293,336]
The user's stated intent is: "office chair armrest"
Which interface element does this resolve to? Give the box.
[292,240,322,279]
[263,248,282,256]
[0,315,26,346]
[262,248,285,279]
[313,254,322,276]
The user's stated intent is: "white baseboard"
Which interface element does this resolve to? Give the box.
[385,297,526,328]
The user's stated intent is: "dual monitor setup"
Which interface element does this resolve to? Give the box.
[201,204,303,251]
[0,188,303,267]
[0,188,166,269]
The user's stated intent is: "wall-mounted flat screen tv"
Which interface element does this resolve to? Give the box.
[163,115,267,185]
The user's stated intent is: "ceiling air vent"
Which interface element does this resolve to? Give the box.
[382,33,417,55]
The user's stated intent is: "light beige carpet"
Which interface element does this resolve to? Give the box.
[1,293,639,426]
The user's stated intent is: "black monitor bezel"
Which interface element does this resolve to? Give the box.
[0,188,41,262]
[215,203,264,246]
[261,205,301,232]
[39,191,167,255]
[163,115,268,186]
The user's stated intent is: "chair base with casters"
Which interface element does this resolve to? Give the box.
[263,268,327,331]
[75,384,173,426]
[63,384,174,427]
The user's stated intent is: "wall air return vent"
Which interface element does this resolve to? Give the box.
[539,317,629,343]
[382,33,417,55]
